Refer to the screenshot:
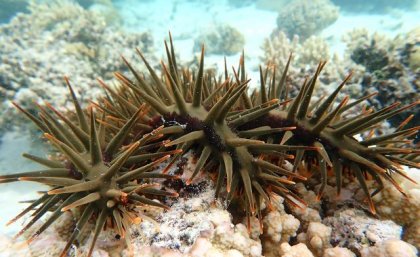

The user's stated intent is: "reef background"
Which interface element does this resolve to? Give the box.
[0,0,419,257]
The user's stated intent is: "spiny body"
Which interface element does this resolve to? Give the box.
[1,36,419,256]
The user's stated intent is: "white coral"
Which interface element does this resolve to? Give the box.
[279,243,315,257]
[359,239,418,257]
[263,211,300,243]
[372,179,420,248]
[306,222,332,256]
[323,247,356,257]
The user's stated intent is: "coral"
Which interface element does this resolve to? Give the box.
[130,181,262,257]
[261,31,363,100]
[279,243,315,257]
[0,0,154,133]
[373,180,420,226]
[404,220,420,249]
[359,239,418,257]
[372,178,420,248]
[344,29,395,73]
[400,27,420,73]
[263,211,300,243]
[262,32,330,72]
[193,24,245,56]
[323,208,402,253]
[323,247,356,257]
[261,207,300,257]
[305,222,332,256]
[343,28,420,127]
[276,0,339,40]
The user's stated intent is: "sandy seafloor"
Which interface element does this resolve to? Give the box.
[0,0,419,254]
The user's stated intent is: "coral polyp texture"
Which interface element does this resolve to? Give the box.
[1,37,419,256]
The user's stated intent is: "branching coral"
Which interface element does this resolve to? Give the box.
[1,34,419,256]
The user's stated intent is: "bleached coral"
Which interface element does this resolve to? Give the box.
[276,0,339,40]
[305,222,332,256]
[263,211,300,243]
[289,183,321,229]
[359,239,418,257]
[279,243,315,257]
[372,179,420,248]
[261,206,301,257]
[323,247,356,257]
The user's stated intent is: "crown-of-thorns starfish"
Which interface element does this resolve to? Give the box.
[245,54,420,213]
[1,79,179,257]
[100,35,418,218]
[1,32,419,256]
[98,36,327,228]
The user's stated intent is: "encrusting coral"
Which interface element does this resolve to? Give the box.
[0,33,419,256]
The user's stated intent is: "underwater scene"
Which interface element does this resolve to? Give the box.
[0,0,419,256]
